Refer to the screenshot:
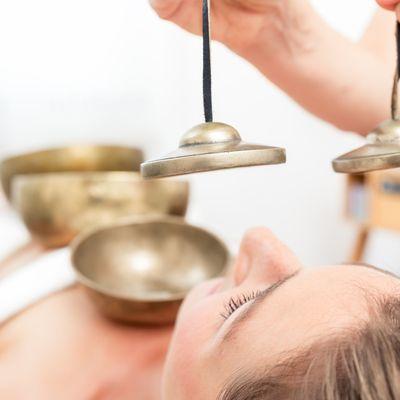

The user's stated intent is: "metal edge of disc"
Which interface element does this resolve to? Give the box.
[141,147,286,179]
[332,152,400,174]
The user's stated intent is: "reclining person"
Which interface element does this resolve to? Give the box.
[2,1,400,399]
[1,228,400,399]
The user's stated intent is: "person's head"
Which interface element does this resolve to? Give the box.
[162,227,400,399]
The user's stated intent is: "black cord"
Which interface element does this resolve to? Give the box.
[202,0,213,122]
[397,21,400,79]
[392,21,400,120]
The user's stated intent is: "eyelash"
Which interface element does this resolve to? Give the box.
[220,290,262,321]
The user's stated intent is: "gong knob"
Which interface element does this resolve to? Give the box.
[332,119,400,174]
[141,122,286,179]
[179,122,241,147]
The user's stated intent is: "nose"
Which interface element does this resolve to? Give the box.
[233,227,302,286]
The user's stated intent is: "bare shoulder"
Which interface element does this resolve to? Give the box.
[0,286,172,399]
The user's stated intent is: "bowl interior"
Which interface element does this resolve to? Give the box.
[73,221,228,300]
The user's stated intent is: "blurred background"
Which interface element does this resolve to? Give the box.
[1,0,398,271]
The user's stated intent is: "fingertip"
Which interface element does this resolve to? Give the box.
[376,0,399,11]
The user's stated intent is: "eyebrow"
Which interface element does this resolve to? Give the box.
[221,271,299,344]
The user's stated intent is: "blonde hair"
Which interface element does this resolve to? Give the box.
[219,296,400,400]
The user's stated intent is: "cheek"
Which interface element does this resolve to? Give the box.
[163,294,222,398]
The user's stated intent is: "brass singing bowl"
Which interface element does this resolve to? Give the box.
[11,172,189,248]
[71,218,229,325]
[1,145,143,199]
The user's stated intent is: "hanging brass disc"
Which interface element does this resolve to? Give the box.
[141,122,286,179]
[332,119,400,174]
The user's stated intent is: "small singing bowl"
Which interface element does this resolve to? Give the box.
[71,218,229,325]
[1,145,143,199]
[11,172,189,248]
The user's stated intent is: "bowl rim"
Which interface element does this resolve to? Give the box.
[1,144,144,165]
[70,216,230,303]
[11,170,190,187]
[1,144,145,199]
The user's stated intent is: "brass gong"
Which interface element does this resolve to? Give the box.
[333,22,400,174]
[141,122,286,178]
[141,0,286,179]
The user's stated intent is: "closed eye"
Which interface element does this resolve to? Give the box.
[220,290,263,321]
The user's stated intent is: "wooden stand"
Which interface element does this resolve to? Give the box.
[346,169,400,262]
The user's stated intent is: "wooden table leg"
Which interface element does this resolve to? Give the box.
[349,226,369,263]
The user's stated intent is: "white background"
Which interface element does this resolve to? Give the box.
[1,0,399,272]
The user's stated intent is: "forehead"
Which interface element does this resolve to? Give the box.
[217,265,399,366]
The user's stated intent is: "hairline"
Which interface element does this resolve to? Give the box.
[217,263,400,399]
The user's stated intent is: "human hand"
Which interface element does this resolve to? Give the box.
[150,0,308,54]
[376,0,399,10]
[150,0,396,134]
[0,286,173,400]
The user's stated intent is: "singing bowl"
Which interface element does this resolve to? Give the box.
[71,218,229,325]
[1,145,143,199]
[11,172,189,248]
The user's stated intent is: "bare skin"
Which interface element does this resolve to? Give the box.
[2,2,400,399]
[377,2,400,23]
[1,228,399,399]
[163,228,400,399]
[378,0,400,10]
[0,287,172,400]
[151,0,396,134]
